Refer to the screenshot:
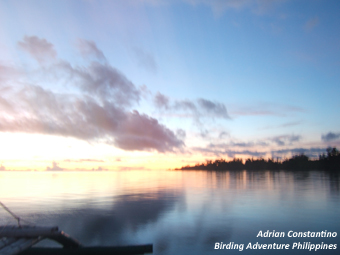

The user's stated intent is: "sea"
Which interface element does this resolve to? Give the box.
[0,170,339,254]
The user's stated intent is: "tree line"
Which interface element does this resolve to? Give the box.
[177,147,340,171]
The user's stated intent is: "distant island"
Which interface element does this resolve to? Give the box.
[176,147,340,171]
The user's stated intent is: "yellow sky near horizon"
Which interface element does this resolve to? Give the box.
[0,133,209,171]
[1,131,312,171]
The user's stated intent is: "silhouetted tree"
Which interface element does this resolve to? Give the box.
[176,147,339,171]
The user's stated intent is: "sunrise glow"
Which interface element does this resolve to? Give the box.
[0,0,339,171]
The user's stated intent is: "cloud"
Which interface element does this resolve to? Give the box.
[64,159,105,163]
[183,0,286,16]
[113,110,184,152]
[176,129,186,139]
[0,36,184,153]
[229,102,304,117]
[76,39,106,61]
[92,166,107,171]
[322,132,340,142]
[194,144,327,159]
[262,121,301,130]
[218,131,229,139]
[191,133,304,158]
[0,84,183,152]
[0,64,22,83]
[0,165,5,171]
[139,84,152,99]
[18,36,57,63]
[197,98,229,119]
[208,142,255,149]
[154,92,170,109]
[206,134,299,149]
[193,146,267,158]
[174,100,198,112]
[154,93,230,122]
[304,17,319,31]
[270,135,301,146]
[117,166,146,171]
[46,161,64,171]
[271,147,326,158]
[58,60,141,107]
[133,47,157,73]
[185,0,252,14]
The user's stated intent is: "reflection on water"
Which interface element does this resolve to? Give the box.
[0,170,339,254]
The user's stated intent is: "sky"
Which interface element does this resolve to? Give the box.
[0,0,339,171]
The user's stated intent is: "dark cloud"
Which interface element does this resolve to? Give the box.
[76,39,106,61]
[154,92,170,109]
[154,95,230,122]
[133,47,157,73]
[18,36,57,63]
[271,135,301,146]
[274,140,284,146]
[58,60,141,107]
[0,85,183,152]
[197,98,229,119]
[113,111,184,152]
[174,100,197,112]
[139,84,152,99]
[0,36,184,153]
[46,161,64,171]
[322,132,340,142]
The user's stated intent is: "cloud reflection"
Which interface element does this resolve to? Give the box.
[33,190,182,246]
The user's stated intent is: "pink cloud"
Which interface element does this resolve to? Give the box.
[18,36,57,63]
[0,36,184,153]
[76,39,106,61]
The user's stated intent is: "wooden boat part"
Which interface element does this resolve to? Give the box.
[0,237,41,255]
[20,244,153,255]
[0,226,153,255]
[0,238,18,250]
[0,226,80,248]
[0,226,59,238]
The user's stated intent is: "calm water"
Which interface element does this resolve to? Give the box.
[0,170,339,254]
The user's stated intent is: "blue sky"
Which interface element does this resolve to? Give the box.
[0,0,339,170]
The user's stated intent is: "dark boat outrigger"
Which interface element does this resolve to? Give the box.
[0,203,152,255]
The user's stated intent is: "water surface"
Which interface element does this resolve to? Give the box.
[0,170,339,254]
